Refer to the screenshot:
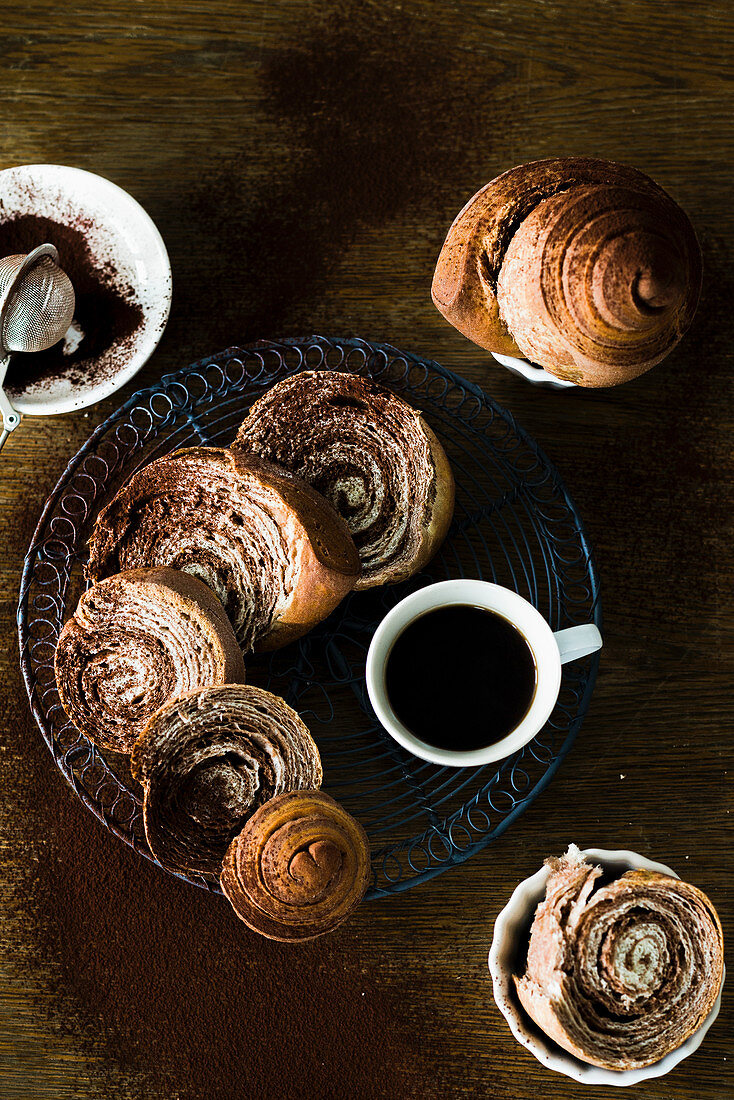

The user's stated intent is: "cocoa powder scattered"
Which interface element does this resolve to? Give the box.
[10,691,430,1100]
[0,212,144,394]
[155,1,501,358]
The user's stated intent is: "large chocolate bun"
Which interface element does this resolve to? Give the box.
[221,790,370,941]
[233,371,454,588]
[432,157,702,386]
[131,685,322,877]
[54,567,245,754]
[515,849,725,1070]
[87,447,360,652]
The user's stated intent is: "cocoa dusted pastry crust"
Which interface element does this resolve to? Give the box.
[515,848,725,1070]
[86,446,361,652]
[54,567,245,754]
[131,684,322,877]
[432,157,702,386]
[233,370,455,588]
[221,789,371,941]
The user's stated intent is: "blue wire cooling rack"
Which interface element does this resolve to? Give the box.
[18,336,601,900]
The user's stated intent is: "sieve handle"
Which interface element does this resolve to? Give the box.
[0,355,21,451]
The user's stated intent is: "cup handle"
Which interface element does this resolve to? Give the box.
[553,624,602,665]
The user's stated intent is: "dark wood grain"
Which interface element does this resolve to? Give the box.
[1,1,732,1097]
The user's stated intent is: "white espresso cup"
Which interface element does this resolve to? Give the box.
[365,579,602,767]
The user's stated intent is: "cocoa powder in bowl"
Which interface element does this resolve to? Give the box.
[0,212,144,394]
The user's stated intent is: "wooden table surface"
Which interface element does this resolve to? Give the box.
[1,2,732,1097]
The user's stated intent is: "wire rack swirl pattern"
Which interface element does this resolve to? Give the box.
[18,336,601,899]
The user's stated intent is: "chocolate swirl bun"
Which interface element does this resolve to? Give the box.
[54,567,245,754]
[432,157,702,386]
[221,790,370,941]
[515,849,725,1070]
[233,371,455,588]
[131,685,322,877]
[87,447,360,651]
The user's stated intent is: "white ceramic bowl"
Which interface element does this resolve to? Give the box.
[0,163,171,415]
[488,847,724,1086]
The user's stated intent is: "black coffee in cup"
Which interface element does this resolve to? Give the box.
[383,604,537,753]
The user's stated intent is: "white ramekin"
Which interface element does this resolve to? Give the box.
[488,847,725,1086]
[491,351,577,390]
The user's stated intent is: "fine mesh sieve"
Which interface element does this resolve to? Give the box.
[0,245,75,353]
[0,243,76,451]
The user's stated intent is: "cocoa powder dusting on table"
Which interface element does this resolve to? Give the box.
[157,1,497,357]
[0,212,144,394]
[11,715,431,1100]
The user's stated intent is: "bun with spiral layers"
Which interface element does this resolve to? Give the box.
[233,370,455,588]
[515,848,725,1070]
[131,685,322,877]
[87,447,361,652]
[221,789,371,941]
[54,567,245,754]
[432,157,702,386]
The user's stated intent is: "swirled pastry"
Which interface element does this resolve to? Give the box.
[87,447,360,651]
[515,848,725,1070]
[131,685,322,877]
[432,157,702,386]
[221,790,370,941]
[233,371,455,588]
[54,567,245,754]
